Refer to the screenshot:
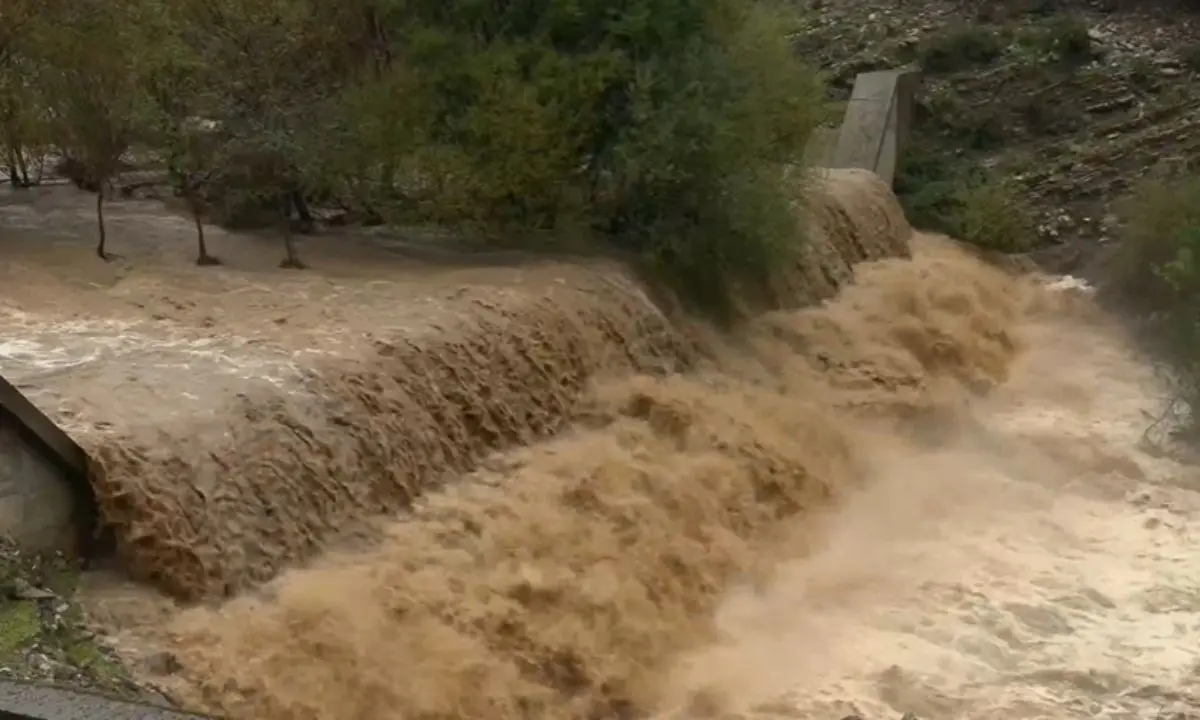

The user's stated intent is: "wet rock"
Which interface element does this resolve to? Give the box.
[145,651,182,677]
[4,578,54,601]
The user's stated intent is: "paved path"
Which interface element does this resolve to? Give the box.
[0,680,211,720]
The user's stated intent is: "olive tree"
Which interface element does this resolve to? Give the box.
[0,0,43,188]
[141,5,226,265]
[32,0,157,260]
[178,0,344,269]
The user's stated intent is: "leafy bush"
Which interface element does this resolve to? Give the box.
[392,0,825,318]
[1112,174,1200,310]
[1114,173,1200,437]
[919,25,1006,73]
[954,180,1037,253]
[1015,15,1095,64]
[1043,15,1094,62]
[896,147,1035,253]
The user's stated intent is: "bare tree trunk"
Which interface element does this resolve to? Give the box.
[191,193,220,266]
[95,186,109,260]
[291,189,315,234]
[5,147,18,188]
[279,192,305,269]
[15,150,29,187]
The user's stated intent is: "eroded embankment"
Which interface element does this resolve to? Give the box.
[114,231,1047,720]
[81,168,911,600]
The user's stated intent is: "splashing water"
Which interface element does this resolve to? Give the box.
[5,182,1193,720]
[659,273,1200,720]
[73,234,1181,720]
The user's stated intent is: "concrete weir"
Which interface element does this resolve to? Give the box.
[806,67,921,185]
[0,64,923,566]
[0,65,921,719]
[0,374,96,556]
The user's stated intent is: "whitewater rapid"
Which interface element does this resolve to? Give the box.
[8,177,1196,720]
[660,283,1200,720]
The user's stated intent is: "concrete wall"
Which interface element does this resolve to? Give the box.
[809,67,921,186]
[0,410,75,550]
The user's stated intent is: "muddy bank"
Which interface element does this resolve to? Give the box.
[0,168,909,600]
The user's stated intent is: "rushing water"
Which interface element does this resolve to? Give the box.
[6,185,1196,720]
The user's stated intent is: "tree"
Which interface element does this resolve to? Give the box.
[167,121,224,266]
[141,6,225,265]
[178,0,343,269]
[0,0,43,188]
[31,0,157,260]
[381,0,825,316]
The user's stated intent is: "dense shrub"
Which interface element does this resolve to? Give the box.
[1113,173,1200,435]
[391,0,826,317]
[919,25,1006,73]
[1015,14,1095,64]
[895,147,1035,253]
[1111,174,1200,310]
[954,180,1037,253]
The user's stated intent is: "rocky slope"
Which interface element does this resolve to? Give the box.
[798,0,1200,277]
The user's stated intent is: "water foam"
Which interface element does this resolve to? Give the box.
[658,283,1200,720]
[7,176,1187,720]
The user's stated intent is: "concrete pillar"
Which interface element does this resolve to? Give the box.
[831,68,922,185]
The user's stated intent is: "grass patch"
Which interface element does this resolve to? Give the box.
[0,602,41,661]
[0,538,140,695]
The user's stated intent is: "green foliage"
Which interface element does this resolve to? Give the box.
[1042,15,1094,62]
[919,25,1005,73]
[895,146,1035,253]
[22,0,164,257]
[377,0,824,317]
[1015,14,1095,64]
[923,89,1006,150]
[954,180,1037,253]
[0,0,825,317]
[0,4,44,186]
[894,146,974,234]
[1112,174,1200,309]
[1114,174,1200,434]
